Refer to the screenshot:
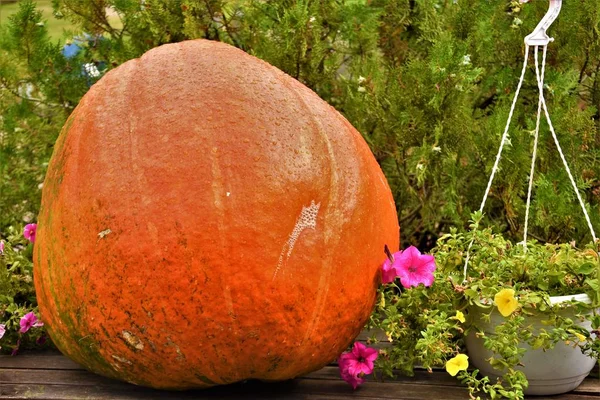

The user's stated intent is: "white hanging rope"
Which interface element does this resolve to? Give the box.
[533,46,598,243]
[522,45,546,248]
[462,44,598,282]
[477,46,531,212]
[462,46,531,281]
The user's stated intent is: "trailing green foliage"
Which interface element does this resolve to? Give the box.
[370,213,600,399]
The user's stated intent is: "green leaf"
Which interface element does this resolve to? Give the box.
[537,281,549,291]
[585,278,599,292]
[464,288,478,300]
[577,262,597,275]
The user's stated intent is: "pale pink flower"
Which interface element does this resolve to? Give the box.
[23,224,37,243]
[0,324,5,339]
[338,342,378,389]
[0,241,4,254]
[19,312,43,333]
[394,246,436,288]
[381,250,402,284]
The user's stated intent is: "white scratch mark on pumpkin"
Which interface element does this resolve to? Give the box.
[97,229,112,240]
[273,201,321,280]
[121,330,144,351]
[210,146,228,252]
[112,354,132,365]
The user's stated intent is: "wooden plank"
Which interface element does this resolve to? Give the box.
[0,367,465,389]
[307,366,465,387]
[0,365,471,399]
[1,351,598,399]
[0,369,123,387]
[0,383,367,400]
[0,381,472,400]
[2,354,596,393]
[0,355,82,371]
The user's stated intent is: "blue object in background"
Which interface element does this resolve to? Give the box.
[61,42,81,59]
[61,33,107,86]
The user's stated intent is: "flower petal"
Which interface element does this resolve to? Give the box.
[349,361,372,376]
[362,347,379,363]
[381,259,397,284]
[23,224,37,244]
[414,270,435,287]
[398,272,418,288]
[494,289,519,317]
[352,342,367,357]
[340,366,365,389]
[445,354,469,376]
[338,352,355,368]
[417,256,437,274]
[394,246,420,270]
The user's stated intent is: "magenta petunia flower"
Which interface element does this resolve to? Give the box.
[338,342,378,389]
[23,224,37,244]
[340,362,365,389]
[0,324,5,339]
[19,312,44,333]
[381,250,402,284]
[0,241,4,254]
[394,246,436,288]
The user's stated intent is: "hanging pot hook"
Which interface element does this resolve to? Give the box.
[524,0,562,46]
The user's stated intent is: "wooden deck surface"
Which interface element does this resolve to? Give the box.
[1,348,598,400]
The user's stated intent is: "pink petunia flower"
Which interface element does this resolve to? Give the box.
[338,342,378,389]
[0,324,5,339]
[394,246,436,288]
[340,362,365,389]
[381,250,402,284]
[19,312,44,333]
[0,241,4,254]
[23,224,37,244]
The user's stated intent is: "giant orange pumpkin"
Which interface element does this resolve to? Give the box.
[34,39,399,389]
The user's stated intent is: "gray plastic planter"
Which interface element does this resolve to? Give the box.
[465,294,597,395]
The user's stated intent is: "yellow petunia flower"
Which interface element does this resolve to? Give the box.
[445,354,469,376]
[454,311,466,323]
[494,288,519,317]
[574,332,586,342]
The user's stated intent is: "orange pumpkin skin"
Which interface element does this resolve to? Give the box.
[34,39,399,389]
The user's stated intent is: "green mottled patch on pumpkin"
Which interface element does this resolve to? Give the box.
[194,374,216,385]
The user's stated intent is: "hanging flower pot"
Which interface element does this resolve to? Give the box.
[465,293,598,395]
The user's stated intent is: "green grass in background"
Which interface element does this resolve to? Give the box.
[0,0,121,40]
